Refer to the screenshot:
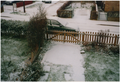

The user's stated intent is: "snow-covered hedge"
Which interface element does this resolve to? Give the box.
[1,19,28,36]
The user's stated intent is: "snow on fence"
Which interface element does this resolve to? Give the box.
[46,30,119,46]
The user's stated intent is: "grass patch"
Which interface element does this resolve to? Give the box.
[82,47,119,81]
[1,36,31,81]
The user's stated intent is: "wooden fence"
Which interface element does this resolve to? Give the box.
[46,30,119,46]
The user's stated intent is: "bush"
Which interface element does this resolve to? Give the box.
[1,19,28,36]
[27,5,47,51]
[109,46,119,54]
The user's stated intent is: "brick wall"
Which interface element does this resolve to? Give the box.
[104,1,119,12]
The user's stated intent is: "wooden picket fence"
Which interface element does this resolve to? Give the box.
[45,30,119,46]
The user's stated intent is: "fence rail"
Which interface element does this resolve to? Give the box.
[46,30,119,46]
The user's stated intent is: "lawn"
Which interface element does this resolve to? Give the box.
[1,36,31,81]
[82,45,119,81]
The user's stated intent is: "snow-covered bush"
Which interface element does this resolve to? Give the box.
[27,5,47,51]
[1,19,28,37]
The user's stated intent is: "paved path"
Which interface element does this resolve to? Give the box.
[39,42,85,81]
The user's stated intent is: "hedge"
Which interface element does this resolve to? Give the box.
[1,19,28,36]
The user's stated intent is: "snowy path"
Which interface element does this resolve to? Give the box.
[39,42,85,81]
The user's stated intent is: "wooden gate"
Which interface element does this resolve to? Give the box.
[46,30,81,44]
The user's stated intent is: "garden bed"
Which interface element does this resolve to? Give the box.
[1,36,31,81]
[81,44,119,81]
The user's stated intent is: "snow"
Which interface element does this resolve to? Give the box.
[1,1,119,34]
[41,42,85,81]
[1,1,119,81]
[9,72,21,81]
[1,1,58,21]
[43,66,51,72]
[64,74,72,81]
[19,61,26,69]
[46,2,119,34]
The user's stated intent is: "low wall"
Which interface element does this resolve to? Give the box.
[57,10,74,18]
[57,1,74,18]
[90,11,98,20]
[107,11,119,21]
[90,4,98,20]
[16,1,33,8]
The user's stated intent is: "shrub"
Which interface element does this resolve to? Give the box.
[109,46,119,54]
[1,19,28,36]
[91,41,97,47]
[27,5,47,51]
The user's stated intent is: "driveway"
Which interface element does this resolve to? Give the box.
[39,42,85,81]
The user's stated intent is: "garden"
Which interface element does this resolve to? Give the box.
[1,5,48,81]
[81,39,119,81]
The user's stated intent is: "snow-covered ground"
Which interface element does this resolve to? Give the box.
[1,1,119,81]
[1,1,119,34]
[40,42,85,81]
[1,1,58,21]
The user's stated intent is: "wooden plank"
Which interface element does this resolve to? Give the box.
[104,33,106,44]
[67,33,79,42]
[85,32,87,42]
[90,32,91,42]
[77,31,79,44]
[95,32,96,42]
[112,34,114,44]
[67,31,68,42]
[64,31,65,42]
[75,33,77,43]
[82,32,84,43]
[70,31,72,43]
[116,34,119,45]
[80,32,81,42]
[114,35,117,46]
[106,33,109,44]
[102,33,104,43]
[71,32,73,43]
[109,34,112,44]
[68,31,70,43]
[92,32,94,42]
[87,32,89,42]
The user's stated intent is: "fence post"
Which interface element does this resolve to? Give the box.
[82,32,84,44]
[46,28,48,40]
[114,35,117,46]
[64,30,66,43]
